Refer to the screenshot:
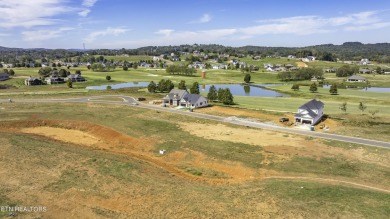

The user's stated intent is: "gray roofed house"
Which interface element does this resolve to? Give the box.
[347,75,366,82]
[45,76,65,84]
[25,76,42,86]
[180,94,208,109]
[294,99,324,125]
[67,74,86,82]
[0,72,9,81]
[162,89,189,106]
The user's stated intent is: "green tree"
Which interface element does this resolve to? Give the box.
[75,70,81,75]
[309,82,318,93]
[106,75,111,81]
[329,84,338,95]
[190,82,200,94]
[165,79,174,91]
[106,85,112,90]
[207,85,218,102]
[244,73,251,83]
[59,69,67,77]
[66,79,73,88]
[291,84,300,91]
[220,88,234,105]
[8,69,15,76]
[339,102,347,114]
[376,67,382,74]
[178,80,186,90]
[358,102,367,114]
[147,81,157,93]
[123,66,129,71]
[157,79,167,92]
[38,67,53,77]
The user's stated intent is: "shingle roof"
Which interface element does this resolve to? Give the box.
[298,99,324,112]
[182,94,203,104]
[348,75,366,80]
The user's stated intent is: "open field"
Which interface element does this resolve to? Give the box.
[0,102,390,218]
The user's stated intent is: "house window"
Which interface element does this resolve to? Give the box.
[200,102,203,106]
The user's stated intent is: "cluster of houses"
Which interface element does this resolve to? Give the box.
[24,74,86,86]
[162,89,208,109]
[264,63,299,72]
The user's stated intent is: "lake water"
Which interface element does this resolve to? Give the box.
[86,82,150,90]
[322,85,390,92]
[86,82,288,97]
[201,84,288,97]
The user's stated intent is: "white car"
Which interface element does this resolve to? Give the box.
[131,102,139,105]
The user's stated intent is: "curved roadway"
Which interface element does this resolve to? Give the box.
[1,95,390,149]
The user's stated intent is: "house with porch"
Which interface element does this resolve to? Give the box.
[179,94,208,109]
[162,89,189,106]
[294,99,324,125]
[0,72,9,81]
[25,76,42,86]
[45,76,65,84]
[347,75,366,82]
[67,74,86,82]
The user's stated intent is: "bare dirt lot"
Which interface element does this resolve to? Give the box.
[1,118,389,218]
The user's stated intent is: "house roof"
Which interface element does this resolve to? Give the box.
[163,89,188,100]
[348,75,366,80]
[25,77,41,81]
[299,99,324,111]
[182,94,206,104]
[0,72,9,77]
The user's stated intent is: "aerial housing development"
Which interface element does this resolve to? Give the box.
[0,0,390,218]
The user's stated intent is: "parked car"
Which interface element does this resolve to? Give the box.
[131,102,139,105]
[137,97,146,101]
[279,118,289,122]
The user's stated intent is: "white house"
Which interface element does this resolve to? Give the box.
[179,94,208,109]
[162,89,208,109]
[294,99,324,125]
[347,75,366,82]
[162,89,189,106]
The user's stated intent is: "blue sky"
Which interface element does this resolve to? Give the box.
[0,0,389,49]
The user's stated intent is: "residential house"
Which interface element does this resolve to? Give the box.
[162,89,189,106]
[294,99,324,125]
[287,55,296,59]
[180,94,208,109]
[25,76,42,86]
[45,76,65,84]
[347,75,366,82]
[67,74,86,82]
[359,68,372,74]
[360,59,371,65]
[0,72,9,81]
[302,56,316,62]
[322,68,336,73]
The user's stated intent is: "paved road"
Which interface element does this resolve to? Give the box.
[2,95,390,149]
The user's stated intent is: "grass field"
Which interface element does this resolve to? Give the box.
[0,102,389,218]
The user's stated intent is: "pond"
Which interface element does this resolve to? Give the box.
[322,85,390,92]
[201,84,288,97]
[86,82,288,97]
[86,82,150,90]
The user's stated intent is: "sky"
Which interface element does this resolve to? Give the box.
[0,0,390,49]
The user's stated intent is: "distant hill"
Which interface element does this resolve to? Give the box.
[1,42,390,63]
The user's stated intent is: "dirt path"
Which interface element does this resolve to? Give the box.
[263,176,390,194]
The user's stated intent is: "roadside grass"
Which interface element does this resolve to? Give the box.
[262,180,390,218]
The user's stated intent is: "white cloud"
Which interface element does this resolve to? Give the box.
[82,0,97,7]
[0,0,76,28]
[22,27,74,42]
[155,29,175,37]
[85,27,130,42]
[78,9,91,17]
[79,0,98,16]
[191,14,212,24]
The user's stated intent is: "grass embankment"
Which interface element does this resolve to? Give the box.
[0,102,389,218]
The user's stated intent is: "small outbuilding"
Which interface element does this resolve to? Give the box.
[25,76,42,86]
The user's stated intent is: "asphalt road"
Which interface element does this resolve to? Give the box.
[2,95,390,149]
